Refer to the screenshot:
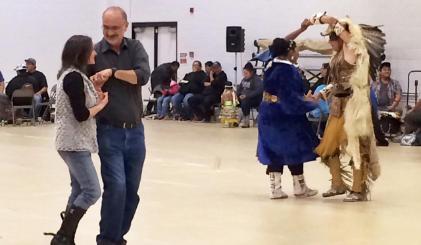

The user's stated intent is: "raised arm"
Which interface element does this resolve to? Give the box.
[284,19,312,40]
[310,12,357,64]
[92,41,150,87]
[318,15,352,44]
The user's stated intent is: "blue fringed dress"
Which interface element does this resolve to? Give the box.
[257,59,319,166]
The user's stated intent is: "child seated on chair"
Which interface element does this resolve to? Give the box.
[219,83,239,128]
[308,84,330,137]
[156,80,180,120]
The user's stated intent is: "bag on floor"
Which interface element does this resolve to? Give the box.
[401,130,421,146]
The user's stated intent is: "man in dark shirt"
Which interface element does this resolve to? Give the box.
[5,65,37,100]
[25,58,49,117]
[91,6,150,245]
[5,65,38,120]
[188,61,227,122]
[150,61,179,92]
[145,61,179,115]
[310,63,329,93]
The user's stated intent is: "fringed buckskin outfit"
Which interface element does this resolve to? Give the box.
[315,18,384,201]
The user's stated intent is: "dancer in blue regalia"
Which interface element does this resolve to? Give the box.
[257,38,319,199]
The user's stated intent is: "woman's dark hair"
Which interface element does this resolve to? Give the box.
[171,61,180,68]
[212,61,222,69]
[205,61,214,67]
[193,60,202,67]
[243,62,255,73]
[269,38,296,58]
[58,35,93,78]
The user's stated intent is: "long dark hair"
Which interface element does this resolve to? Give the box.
[57,35,93,78]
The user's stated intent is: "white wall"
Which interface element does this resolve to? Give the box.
[130,0,421,92]
[1,0,421,95]
[0,0,106,85]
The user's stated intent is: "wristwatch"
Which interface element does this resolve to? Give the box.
[111,67,117,77]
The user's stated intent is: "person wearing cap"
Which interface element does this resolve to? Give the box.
[90,6,150,245]
[25,58,49,117]
[188,61,227,122]
[5,65,37,100]
[306,12,382,202]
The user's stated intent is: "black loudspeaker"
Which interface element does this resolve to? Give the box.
[226,26,245,52]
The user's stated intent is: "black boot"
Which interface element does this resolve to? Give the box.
[50,206,86,245]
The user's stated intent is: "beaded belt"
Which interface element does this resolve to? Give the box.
[262,92,280,103]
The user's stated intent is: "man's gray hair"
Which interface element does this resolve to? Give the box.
[103,6,128,22]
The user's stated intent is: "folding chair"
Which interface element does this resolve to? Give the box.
[250,107,259,127]
[11,85,35,125]
[42,84,57,122]
[308,107,329,139]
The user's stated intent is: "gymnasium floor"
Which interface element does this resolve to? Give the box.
[0,120,420,245]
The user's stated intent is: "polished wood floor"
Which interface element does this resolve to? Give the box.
[0,120,420,245]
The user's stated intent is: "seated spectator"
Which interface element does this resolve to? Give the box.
[188,61,227,122]
[204,61,213,75]
[370,88,389,146]
[310,63,329,93]
[371,62,402,112]
[6,65,37,100]
[145,61,179,115]
[156,80,180,119]
[5,65,38,119]
[308,63,330,136]
[404,100,421,134]
[371,62,402,135]
[25,58,49,117]
[171,60,207,120]
[308,83,330,136]
[400,100,421,145]
[237,62,263,128]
